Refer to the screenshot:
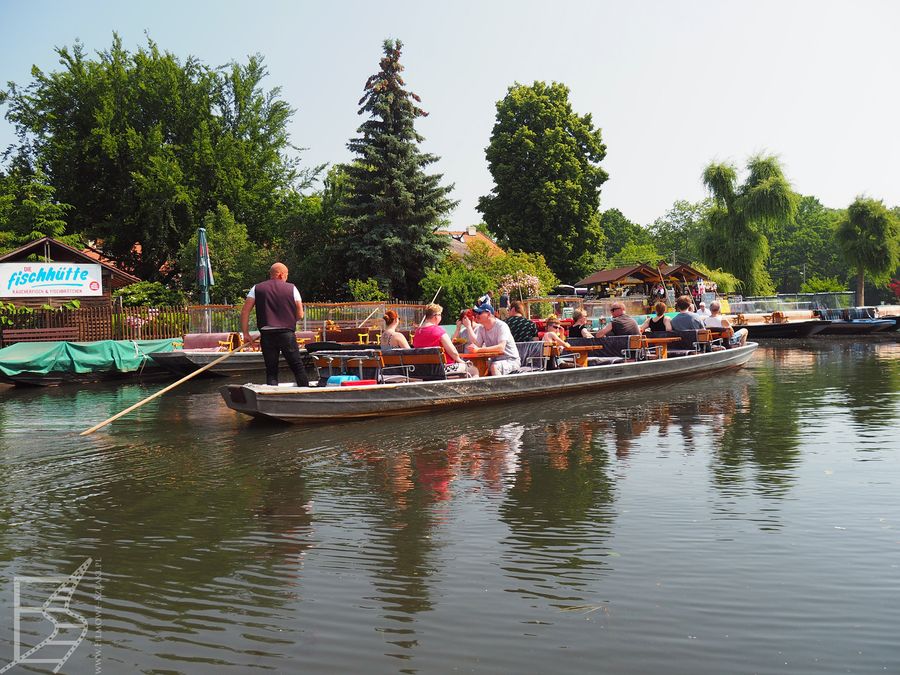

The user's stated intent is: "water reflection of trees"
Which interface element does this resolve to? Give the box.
[498,419,615,608]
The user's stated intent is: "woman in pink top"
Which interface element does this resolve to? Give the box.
[413,303,473,376]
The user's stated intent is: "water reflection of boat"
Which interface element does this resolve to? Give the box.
[220,343,758,423]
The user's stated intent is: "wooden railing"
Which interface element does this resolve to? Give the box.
[0,301,429,345]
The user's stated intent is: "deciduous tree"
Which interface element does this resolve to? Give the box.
[699,155,796,296]
[478,81,608,282]
[836,196,900,305]
[3,35,306,282]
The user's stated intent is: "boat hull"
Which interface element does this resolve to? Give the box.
[150,349,318,380]
[737,320,830,339]
[220,343,758,423]
[817,319,895,336]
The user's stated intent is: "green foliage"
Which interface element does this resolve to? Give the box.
[800,276,845,293]
[419,243,558,317]
[280,165,354,300]
[767,196,844,292]
[648,199,711,266]
[836,196,900,305]
[113,281,186,307]
[478,81,608,282]
[419,262,493,320]
[0,300,33,327]
[689,261,742,294]
[699,154,796,296]
[599,208,652,262]
[337,39,456,299]
[0,166,80,253]
[3,34,307,281]
[348,277,389,302]
[176,204,268,305]
[609,242,661,268]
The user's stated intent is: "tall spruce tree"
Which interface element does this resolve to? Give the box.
[339,39,456,299]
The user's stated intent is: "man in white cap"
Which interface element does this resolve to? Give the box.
[465,298,520,375]
[697,301,711,318]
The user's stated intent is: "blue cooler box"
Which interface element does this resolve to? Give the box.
[326,375,360,387]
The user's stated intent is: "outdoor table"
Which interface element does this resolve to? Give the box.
[641,336,682,359]
[460,348,505,376]
[560,344,602,367]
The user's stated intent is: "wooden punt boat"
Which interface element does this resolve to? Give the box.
[735,319,830,339]
[815,319,895,335]
[220,342,758,424]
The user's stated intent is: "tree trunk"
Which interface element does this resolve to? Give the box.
[856,267,865,306]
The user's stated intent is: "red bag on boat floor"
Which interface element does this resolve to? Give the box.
[341,379,379,386]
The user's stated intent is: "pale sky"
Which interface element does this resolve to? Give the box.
[1,0,898,229]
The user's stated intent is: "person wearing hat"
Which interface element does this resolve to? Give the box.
[696,301,711,318]
[465,299,520,375]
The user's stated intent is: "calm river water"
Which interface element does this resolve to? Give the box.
[0,340,898,674]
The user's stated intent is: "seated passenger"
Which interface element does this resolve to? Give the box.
[542,315,571,349]
[452,309,481,351]
[640,301,673,333]
[380,309,411,352]
[595,301,640,337]
[467,300,521,375]
[413,303,475,376]
[704,301,748,346]
[568,309,593,338]
[670,295,705,330]
[503,300,538,342]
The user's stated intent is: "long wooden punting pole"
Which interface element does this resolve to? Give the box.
[80,336,259,436]
[418,286,442,327]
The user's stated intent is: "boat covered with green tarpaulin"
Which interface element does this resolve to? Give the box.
[0,338,180,386]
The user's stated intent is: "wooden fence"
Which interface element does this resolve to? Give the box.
[0,302,429,345]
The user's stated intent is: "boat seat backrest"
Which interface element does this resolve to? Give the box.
[515,341,544,363]
[569,335,631,357]
[183,332,239,350]
[381,347,447,381]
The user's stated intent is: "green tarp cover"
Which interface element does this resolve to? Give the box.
[0,339,181,378]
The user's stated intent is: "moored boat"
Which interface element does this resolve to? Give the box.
[220,342,758,424]
[0,338,177,386]
[733,319,830,339]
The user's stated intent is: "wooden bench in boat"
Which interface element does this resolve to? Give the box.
[658,329,714,357]
[381,347,449,382]
[1,326,80,346]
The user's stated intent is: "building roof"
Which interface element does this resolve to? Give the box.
[659,263,704,282]
[0,236,140,288]
[435,229,504,257]
[575,264,660,288]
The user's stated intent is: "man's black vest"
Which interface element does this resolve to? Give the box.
[253,279,299,329]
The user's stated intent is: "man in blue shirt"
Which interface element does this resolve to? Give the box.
[670,295,705,331]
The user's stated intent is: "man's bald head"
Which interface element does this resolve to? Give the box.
[269,262,289,279]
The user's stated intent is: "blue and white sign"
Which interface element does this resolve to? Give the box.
[0,262,104,297]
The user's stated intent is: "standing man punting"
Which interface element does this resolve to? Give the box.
[241,262,309,387]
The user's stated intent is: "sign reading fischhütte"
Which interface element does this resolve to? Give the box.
[0,262,103,297]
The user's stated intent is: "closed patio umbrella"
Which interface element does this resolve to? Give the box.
[196,227,214,305]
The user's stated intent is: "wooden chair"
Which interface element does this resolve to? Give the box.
[623,334,648,361]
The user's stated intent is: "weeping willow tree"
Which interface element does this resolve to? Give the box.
[699,155,796,296]
[835,197,900,306]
